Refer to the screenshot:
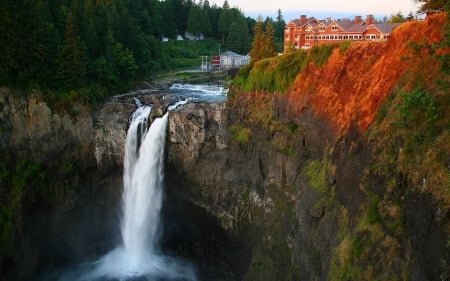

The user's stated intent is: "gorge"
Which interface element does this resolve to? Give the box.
[0,13,449,281]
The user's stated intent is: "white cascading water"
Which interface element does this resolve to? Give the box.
[80,104,196,281]
[122,105,164,267]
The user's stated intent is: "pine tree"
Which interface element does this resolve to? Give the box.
[57,11,87,88]
[249,18,264,62]
[262,21,276,58]
[218,3,231,42]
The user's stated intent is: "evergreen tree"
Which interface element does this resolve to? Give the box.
[162,0,177,38]
[187,3,210,38]
[389,11,406,23]
[208,3,221,38]
[275,9,286,42]
[187,5,202,37]
[249,18,264,62]
[249,17,276,62]
[262,21,276,58]
[57,11,87,88]
[218,2,231,42]
[227,15,249,54]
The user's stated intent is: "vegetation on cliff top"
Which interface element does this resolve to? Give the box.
[232,43,337,93]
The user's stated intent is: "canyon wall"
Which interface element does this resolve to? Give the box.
[0,89,136,280]
[0,13,448,281]
[167,13,449,281]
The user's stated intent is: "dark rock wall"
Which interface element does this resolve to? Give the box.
[166,93,449,281]
[1,84,448,281]
[0,88,135,280]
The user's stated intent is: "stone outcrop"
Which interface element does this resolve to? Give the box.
[0,89,137,280]
[167,101,238,229]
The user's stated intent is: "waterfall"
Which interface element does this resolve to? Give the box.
[79,104,196,281]
[122,105,166,267]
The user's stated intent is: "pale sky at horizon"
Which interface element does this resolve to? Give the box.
[213,0,421,19]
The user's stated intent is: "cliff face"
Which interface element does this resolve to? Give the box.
[0,88,136,280]
[285,14,445,135]
[0,13,448,281]
[167,13,450,281]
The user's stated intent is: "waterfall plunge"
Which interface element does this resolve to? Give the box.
[82,106,196,281]
[122,106,165,266]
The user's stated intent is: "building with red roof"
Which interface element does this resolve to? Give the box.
[284,15,402,52]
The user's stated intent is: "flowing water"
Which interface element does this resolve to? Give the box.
[43,84,227,281]
[168,83,227,103]
[51,105,196,281]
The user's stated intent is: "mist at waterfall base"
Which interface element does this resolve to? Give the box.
[49,106,197,281]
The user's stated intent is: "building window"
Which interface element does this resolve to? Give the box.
[319,25,325,32]
[331,25,339,32]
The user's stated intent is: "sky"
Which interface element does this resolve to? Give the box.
[214,0,422,20]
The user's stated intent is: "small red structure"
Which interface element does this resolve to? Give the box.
[211,55,221,68]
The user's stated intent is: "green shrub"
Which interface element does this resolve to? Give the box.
[229,124,250,144]
[339,40,352,54]
[303,159,331,195]
[287,121,298,133]
[367,196,381,224]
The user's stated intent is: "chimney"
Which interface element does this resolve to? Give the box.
[365,14,374,24]
[300,15,307,24]
[354,15,362,24]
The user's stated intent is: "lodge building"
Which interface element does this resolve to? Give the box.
[284,14,402,52]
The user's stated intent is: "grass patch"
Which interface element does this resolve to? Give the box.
[233,44,338,93]
[229,124,250,144]
[367,196,381,224]
[303,156,335,195]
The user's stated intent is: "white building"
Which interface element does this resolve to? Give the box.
[220,51,249,69]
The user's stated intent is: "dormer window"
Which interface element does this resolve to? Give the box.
[331,25,339,32]
[319,25,326,32]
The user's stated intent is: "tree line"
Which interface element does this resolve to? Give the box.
[0,0,285,102]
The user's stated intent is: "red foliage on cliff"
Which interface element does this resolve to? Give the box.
[285,13,448,135]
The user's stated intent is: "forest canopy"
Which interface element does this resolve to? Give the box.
[0,0,286,102]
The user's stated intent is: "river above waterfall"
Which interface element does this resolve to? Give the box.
[167,83,228,103]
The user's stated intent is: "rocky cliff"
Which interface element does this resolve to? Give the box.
[0,88,138,280]
[0,13,448,281]
[166,13,450,281]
